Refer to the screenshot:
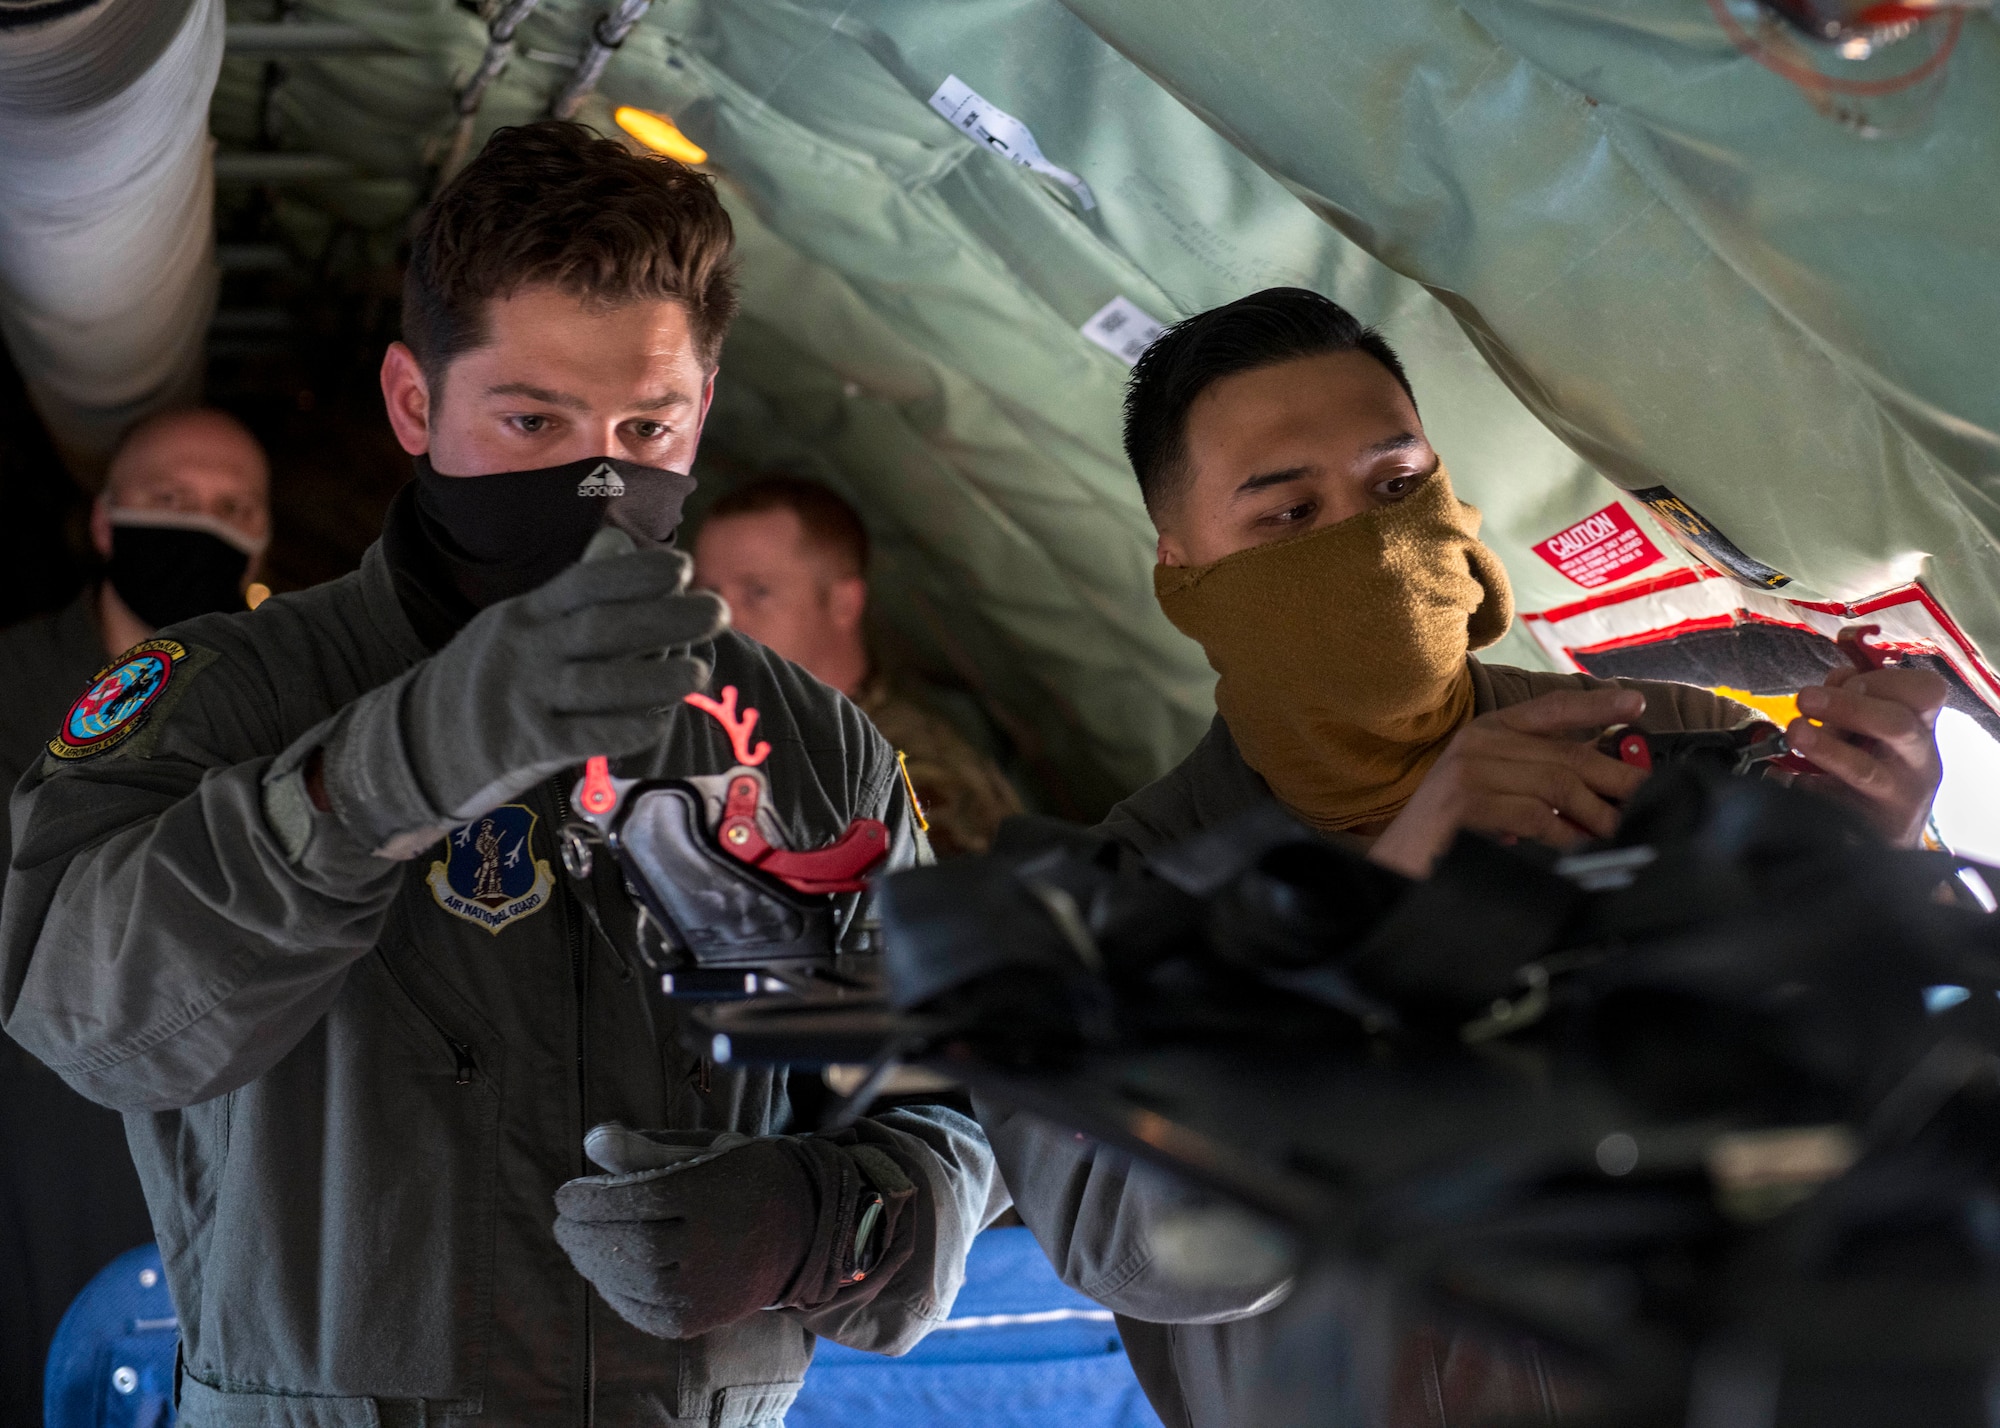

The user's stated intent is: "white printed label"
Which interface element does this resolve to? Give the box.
[1080,296,1167,366]
[929,74,1096,211]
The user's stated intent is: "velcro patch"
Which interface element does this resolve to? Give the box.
[48,640,187,761]
[427,803,555,934]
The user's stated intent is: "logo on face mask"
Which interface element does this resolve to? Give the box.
[427,803,555,933]
[576,463,627,498]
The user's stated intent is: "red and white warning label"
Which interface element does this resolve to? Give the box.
[1531,502,1664,589]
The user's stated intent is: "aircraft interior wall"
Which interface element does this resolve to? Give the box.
[5,0,1999,813]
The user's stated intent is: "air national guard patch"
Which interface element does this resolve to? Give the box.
[427,804,555,934]
[49,639,186,760]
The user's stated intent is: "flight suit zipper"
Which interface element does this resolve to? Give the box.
[379,954,478,1085]
[552,776,594,1428]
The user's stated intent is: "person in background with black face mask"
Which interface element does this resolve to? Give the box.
[92,407,270,649]
[0,406,268,802]
[0,120,998,1428]
[0,407,266,1428]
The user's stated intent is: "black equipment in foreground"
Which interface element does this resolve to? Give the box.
[561,747,889,999]
[702,767,2000,1425]
[1594,622,1892,781]
[552,524,893,1000]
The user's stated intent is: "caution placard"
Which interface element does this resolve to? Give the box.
[1532,502,1664,589]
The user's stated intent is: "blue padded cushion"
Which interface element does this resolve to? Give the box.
[44,1244,177,1428]
[45,1234,1162,1428]
[788,1226,1162,1428]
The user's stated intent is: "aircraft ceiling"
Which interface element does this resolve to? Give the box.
[7,0,1997,814]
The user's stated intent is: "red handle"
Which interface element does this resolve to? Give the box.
[1836,623,1893,674]
[579,755,618,816]
[717,772,888,894]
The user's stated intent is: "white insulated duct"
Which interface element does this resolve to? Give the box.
[0,0,222,484]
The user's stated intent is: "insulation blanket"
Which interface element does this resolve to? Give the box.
[199,0,2000,808]
[0,0,222,481]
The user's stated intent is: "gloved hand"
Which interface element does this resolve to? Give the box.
[553,1123,914,1341]
[279,547,725,859]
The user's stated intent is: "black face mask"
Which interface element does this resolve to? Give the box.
[413,455,699,610]
[105,517,255,629]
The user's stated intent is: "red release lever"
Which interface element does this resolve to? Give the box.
[1836,622,1894,674]
[716,773,888,895]
[579,755,618,816]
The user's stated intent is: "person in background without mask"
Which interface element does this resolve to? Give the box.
[978,287,1948,1428]
[694,475,1023,857]
[0,121,998,1428]
[0,405,266,1428]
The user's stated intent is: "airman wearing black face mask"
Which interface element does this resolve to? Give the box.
[0,404,268,1428]
[0,122,999,1428]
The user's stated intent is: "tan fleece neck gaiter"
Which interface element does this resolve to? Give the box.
[1154,469,1513,833]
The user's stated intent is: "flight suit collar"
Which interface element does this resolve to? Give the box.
[378,482,477,653]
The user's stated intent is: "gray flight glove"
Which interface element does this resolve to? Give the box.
[270,547,726,860]
[552,1122,916,1341]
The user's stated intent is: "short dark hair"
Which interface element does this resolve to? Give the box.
[1122,287,1415,517]
[705,475,870,578]
[404,120,739,382]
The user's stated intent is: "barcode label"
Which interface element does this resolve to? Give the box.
[929,74,1096,211]
[1080,296,1167,366]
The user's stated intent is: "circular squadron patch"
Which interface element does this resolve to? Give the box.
[49,640,186,760]
[426,803,555,935]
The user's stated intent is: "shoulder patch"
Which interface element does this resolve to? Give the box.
[48,639,187,761]
[426,804,555,934]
